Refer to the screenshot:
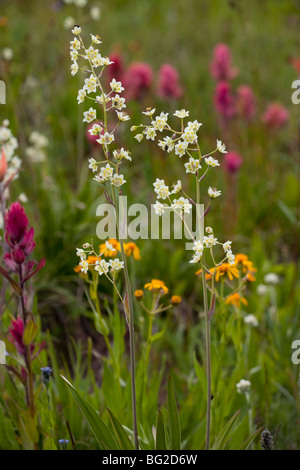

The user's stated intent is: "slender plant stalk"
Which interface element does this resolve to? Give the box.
[18,266,35,417]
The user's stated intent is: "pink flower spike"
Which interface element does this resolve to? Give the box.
[125,62,153,100]
[157,64,183,100]
[210,43,239,81]
[214,81,236,119]
[237,85,256,120]
[5,202,28,247]
[224,152,243,174]
[262,103,289,130]
[0,149,7,182]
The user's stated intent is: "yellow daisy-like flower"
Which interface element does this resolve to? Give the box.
[144,279,169,295]
[74,264,82,273]
[171,295,182,305]
[215,263,240,282]
[225,292,248,307]
[123,242,141,260]
[99,239,120,258]
[134,289,144,300]
[195,267,216,280]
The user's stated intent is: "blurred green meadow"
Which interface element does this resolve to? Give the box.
[0,0,299,450]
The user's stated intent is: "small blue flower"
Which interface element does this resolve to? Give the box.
[41,366,52,385]
[58,439,69,450]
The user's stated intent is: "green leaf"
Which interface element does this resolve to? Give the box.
[23,319,39,346]
[61,375,119,450]
[239,426,264,450]
[155,410,168,450]
[107,408,134,450]
[167,376,181,450]
[212,410,240,450]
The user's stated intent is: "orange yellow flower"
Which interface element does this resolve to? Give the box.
[123,242,141,260]
[134,289,144,300]
[215,263,240,282]
[195,267,216,280]
[99,238,120,257]
[225,292,248,307]
[144,279,169,295]
[171,295,182,305]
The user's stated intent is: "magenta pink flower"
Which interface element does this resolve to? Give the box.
[237,85,256,120]
[157,64,183,100]
[214,81,236,119]
[107,52,125,83]
[8,317,29,356]
[3,202,45,279]
[224,152,243,174]
[262,103,289,130]
[210,44,239,81]
[124,62,153,100]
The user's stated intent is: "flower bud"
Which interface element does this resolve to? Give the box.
[0,149,7,182]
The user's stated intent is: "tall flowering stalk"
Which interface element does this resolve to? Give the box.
[133,108,235,449]
[70,26,139,449]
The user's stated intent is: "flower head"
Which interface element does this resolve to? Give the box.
[144,279,169,295]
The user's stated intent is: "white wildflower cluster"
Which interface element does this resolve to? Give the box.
[134,108,231,267]
[70,27,130,188]
[76,241,124,275]
[152,178,192,216]
[0,120,21,181]
[236,379,251,394]
[25,131,49,163]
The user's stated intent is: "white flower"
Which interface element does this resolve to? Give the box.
[79,259,89,273]
[96,93,110,104]
[71,25,82,35]
[105,241,114,251]
[184,157,201,174]
[113,148,132,161]
[134,134,144,142]
[182,127,197,144]
[264,273,280,285]
[90,34,102,44]
[95,259,110,275]
[111,94,126,110]
[90,6,101,21]
[77,89,86,104]
[65,17,76,30]
[143,108,156,116]
[205,227,213,234]
[74,0,88,6]
[187,120,202,132]
[256,284,268,296]
[18,193,28,203]
[97,132,115,145]
[226,250,235,265]
[158,136,175,153]
[71,62,79,76]
[244,314,259,327]
[223,241,232,252]
[174,140,188,158]
[85,46,99,61]
[70,38,81,51]
[76,248,86,259]
[2,48,13,61]
[83,74,97,94]
[83,107,97,123]
[153,201,165,216]
[203,235,218,247]
[217,139,227,153]
[171,180,182,194]
[151,112,168,131]
[111,174,126,187]
[88,158,98,173]
[116,111,130,121]
[174,109,189,118]
[70,50,78,61]
[236,379,251,394]
[144,127,157,141]
[190,252,202,264]
[171,197,192,214]
[193,240,204,255]
[88,123,102,135]
[153,179,170,200]
[110,258,124,270]
[96,163,113,182]
[208,187,221,198]
[205,156,220,167]
[110,78,124,93]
